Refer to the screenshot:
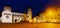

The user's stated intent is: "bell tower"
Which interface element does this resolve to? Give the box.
[27,7,32,22]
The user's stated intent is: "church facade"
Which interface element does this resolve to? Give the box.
[1,11,26,23]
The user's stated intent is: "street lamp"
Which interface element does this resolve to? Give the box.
[46,9,56,16]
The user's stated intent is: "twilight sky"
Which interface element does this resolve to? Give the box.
[0,0,59,17]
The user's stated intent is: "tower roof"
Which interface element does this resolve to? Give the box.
[28,8,31,11]
[3,5,12,11]
[28,6,32,11]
